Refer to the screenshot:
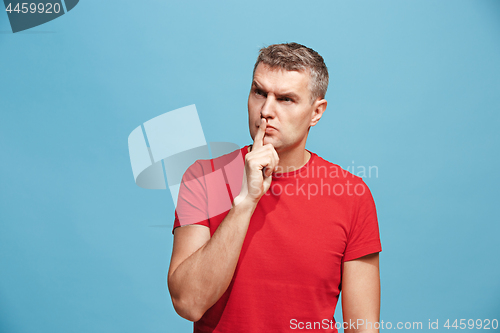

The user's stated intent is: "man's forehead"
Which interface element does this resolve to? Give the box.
[253,63,310,92]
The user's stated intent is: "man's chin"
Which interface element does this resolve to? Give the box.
[263,137,277,147]
[264,138,286,153]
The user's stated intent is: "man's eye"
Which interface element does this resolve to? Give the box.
[280,97,292,102]
[255,90,265,96]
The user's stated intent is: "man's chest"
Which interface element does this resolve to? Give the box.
[234,183,353,286]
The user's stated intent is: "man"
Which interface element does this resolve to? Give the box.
[168,42,381,332]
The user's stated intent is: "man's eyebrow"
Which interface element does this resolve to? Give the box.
[252,81,300,100]
[277,91,300,100]
[252,81,264,90]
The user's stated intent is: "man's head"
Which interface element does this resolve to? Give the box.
[252,42,329,104]
[248,42,329,153]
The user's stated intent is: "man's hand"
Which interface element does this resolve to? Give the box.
[237,119,279,205]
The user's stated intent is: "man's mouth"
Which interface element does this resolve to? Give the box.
[255,121,277,131]
[264,127,277,136]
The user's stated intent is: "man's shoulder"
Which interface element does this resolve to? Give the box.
[211,145,247,170]
[310,152,365,184]
[182,145,247,181]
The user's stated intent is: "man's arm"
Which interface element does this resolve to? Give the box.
[167,119,278,322]
[168,200,256,321]
[342,252,380,333]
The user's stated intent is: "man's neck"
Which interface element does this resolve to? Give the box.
[274,147,311,174]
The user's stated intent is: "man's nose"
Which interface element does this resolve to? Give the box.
[260,95,276,119]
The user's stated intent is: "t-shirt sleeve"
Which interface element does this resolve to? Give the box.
[343,180,382,262]
[172,160,210,233]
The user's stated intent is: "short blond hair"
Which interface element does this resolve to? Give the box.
[253,42,329,103]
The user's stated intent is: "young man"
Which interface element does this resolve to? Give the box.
[168,43,381,333]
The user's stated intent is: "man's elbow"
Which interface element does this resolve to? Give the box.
[168,271,211,322]
[171,296,205,322]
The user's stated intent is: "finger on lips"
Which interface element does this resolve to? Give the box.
[251,118,280,178]
[254,119,266,149]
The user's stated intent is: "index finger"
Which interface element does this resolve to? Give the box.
[253,118,267,150]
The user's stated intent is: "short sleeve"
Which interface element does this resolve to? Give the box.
[172,160,210,233]
[343,181,382,261]
[172,148,247,234]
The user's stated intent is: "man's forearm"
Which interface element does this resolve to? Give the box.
[168,196,257,321]
[342,253,380,333]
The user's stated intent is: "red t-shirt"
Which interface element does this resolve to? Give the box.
[173,146,382,333]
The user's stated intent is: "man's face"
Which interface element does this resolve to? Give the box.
[248,63,325,153]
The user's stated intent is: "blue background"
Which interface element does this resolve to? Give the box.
[1,0,499,332]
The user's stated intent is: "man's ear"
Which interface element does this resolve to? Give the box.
[310,99,327,127]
